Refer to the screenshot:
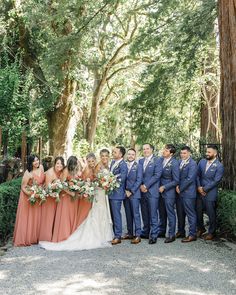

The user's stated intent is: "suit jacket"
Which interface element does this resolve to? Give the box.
[139,155,162,198]
[197,158,224,201]
[125,161,143,199]
[160,157,180,199]
[109,159,128,200]
[179,157,197,199]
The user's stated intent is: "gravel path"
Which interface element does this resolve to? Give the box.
[1,237,236,295]
[1,205,236,295]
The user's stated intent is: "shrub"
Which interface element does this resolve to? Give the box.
[0,178,21,245]
[217,190,236,236]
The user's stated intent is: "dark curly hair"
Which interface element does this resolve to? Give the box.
[27,154,40,172]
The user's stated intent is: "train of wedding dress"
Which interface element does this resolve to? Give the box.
[39,188,113,251]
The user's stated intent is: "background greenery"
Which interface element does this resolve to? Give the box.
[0,178,21,245]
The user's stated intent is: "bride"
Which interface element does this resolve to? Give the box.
[39,149,113,251]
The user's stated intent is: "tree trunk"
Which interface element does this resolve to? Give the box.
[200,89,220,142]
[85,70,106,148]
[218,0,236,190]
[47,79,79,158]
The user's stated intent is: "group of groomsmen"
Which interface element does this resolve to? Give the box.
[109,144,224,245]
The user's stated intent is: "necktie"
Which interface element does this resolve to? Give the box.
[143,158,149,171]
[180,160,185,169]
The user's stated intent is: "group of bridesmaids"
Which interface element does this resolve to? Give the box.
[13,149,110,247]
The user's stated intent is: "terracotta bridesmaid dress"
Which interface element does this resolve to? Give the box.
[76,167,95,227]
[13,169,45,247]
[39,168,61,242]
[52,171,79,242]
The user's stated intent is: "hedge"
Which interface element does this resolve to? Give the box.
[0,178,21,245]
[217,190,236,237]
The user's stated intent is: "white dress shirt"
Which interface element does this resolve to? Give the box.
[143,155,153,171]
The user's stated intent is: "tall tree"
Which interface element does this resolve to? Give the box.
[218,0,236,190]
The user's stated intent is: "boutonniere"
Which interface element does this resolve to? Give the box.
[166,161,172,168]
[212,163,217,168]
[133,162,138,168]
[149,158,154,165]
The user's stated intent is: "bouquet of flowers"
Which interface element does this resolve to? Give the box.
[46,179,65,203]
[63,178,85,200]
[96,169,120,195]
[26,181,47,205]
[80,179,97,203]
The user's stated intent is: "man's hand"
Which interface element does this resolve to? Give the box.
[176,186,180,194]
[140,185,148,193]
[126,190,132,198]
[198,186,206,196]
[159,186,165,193]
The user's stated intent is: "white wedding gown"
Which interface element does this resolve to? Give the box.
[39,188,113,251]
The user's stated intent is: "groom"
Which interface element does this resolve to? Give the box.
[109,146,128,245]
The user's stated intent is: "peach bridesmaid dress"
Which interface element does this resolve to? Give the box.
[39,169,61,242]
[76,168,94,227]
[52,174,79,242]
[13,170,45,247]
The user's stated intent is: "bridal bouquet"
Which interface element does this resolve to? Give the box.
[80,179,97,203]
[63,178,85,200]
[26,181,47,205]
[96,169,120,195]
[46,179,65,203]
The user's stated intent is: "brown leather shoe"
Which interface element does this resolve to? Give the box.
[131,237,141,244]
[122,234,134,240]
[111,238,121,245]
[197,229,206,238]
[204,234,214,241]
[181,236,197,243]
[175,232,185,239]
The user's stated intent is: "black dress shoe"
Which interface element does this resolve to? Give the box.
[149,238,157,244]
[140,234,149,239]
[164,237,175,243]
[175,232,186,239]
[157,233,166,238]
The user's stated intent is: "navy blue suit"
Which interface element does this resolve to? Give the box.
[124,161,143,237]
[196,158,224,234]
[139,155,163,239]
[177,157,198,237]
[159,157,180,238]
[109,159,128,239]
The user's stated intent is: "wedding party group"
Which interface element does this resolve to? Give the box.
[13,143,224,251]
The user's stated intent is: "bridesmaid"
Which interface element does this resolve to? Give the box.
[52,156,82,242]
[13,155,45,246]
[76,153,97,227]
[39,157,65,242]
[95,149,110,173]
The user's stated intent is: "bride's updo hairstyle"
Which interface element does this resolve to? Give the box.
[99,149,110,156]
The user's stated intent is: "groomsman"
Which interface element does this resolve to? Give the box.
[123,148,143,244]
[109,146,128,245]
[197,145,224,240]
[140,143,163,244]
[176,146,198,242]
[159,144,180,243]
